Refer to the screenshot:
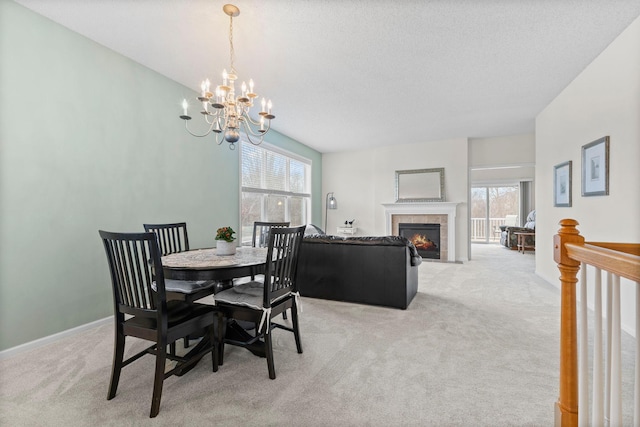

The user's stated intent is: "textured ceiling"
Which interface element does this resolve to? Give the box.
[13,0,640,153]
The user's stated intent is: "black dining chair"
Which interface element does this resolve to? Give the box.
[144,222,217,349]
[214,225,305,379]
[242,221,291,320]
[143,222,190,255]
[144,222,217,302]
[99,230,219,418]
[251,221,290,248]
[238,221,290,282]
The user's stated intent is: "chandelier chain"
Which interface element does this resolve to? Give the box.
[229,13,236,75]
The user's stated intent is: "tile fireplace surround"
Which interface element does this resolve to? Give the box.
[382,202,459,262]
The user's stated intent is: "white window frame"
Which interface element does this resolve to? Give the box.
[239,139,312,243]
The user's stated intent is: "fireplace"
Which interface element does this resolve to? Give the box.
[382,202,459,262]
[399,223,441,259]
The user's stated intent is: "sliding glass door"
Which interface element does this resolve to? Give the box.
[471,186,519,243]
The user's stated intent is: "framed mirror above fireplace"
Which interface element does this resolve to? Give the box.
[395,168,445,202]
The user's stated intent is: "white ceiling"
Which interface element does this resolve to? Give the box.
[14,0,640,153]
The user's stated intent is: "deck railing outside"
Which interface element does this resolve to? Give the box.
[470,217,509,242]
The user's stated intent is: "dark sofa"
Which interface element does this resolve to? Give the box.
[500,209,536,249]
[296,235,422,309]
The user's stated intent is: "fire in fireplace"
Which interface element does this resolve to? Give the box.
[398,223,441,260]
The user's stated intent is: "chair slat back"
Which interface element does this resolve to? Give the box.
[252,221,290,248]
[100,230,165,318]
[263,225,305,306]
[143,222,189,256]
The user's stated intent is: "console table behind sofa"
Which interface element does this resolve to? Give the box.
[296,235,422,309]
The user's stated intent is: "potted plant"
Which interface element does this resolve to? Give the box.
[215,226,236,255]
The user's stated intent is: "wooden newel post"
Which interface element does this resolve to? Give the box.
[554,219,585,427]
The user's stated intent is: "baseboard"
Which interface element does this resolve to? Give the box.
[0,316,113,360]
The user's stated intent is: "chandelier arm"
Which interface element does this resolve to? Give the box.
[239,121,265,146]
[204,109,224,125]
[241,111,262,127]
[213,131,225,146]
[238,116,272,137]
[216,115,227,131]
[184,120,215,138]
[260,119,273,134]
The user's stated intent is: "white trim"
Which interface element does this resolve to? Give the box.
[471,180,529,187]
[242,138,311,166]
[0,316,113,360]
[469,162,535,171]
[382,202,459,263]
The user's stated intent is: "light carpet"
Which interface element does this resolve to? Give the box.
[0,245,595,426]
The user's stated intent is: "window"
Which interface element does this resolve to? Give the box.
[471,185,519,243]
[240,140,311,245]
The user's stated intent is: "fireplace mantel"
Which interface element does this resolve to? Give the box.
[382,202,460,262]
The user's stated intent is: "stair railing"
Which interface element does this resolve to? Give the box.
[554,218,640,426]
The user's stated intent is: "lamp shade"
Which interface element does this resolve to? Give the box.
[325,192,337,233]
[328,194,338,209]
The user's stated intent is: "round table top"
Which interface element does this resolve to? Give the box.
[161,247,267,270]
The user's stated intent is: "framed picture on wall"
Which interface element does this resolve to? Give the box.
[581,136,610,197]
[554,161,572,207]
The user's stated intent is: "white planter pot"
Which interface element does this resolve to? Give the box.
[216,240,236,256]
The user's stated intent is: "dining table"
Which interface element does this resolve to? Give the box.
[162,246,267,285]
[160,246,269,371]
[162,246,267,302]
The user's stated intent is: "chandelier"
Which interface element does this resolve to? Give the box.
[179,4,275,150]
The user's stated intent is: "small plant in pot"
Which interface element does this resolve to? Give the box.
[215,226,236,255]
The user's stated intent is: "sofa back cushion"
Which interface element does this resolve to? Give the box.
[302,235,422,266]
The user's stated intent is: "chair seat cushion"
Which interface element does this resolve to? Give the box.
[125,300,215,329]
[215,281,264,310]
[152,279,216,294]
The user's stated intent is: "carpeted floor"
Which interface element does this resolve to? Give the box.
[0,245,573,426]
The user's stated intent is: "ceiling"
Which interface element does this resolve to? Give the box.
[13,0,640,153]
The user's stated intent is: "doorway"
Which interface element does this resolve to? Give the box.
[471,186,519,243]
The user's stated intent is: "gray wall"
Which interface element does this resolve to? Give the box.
[0,1,321,351]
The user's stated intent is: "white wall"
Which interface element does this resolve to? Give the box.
[469,133,536,184]
[323,138,469,261]
[321,149,376,234]
[536,16,640,333]
[470,133,536,167]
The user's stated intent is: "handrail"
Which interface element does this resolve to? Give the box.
[565,242,640,282]
[554,218,640,427]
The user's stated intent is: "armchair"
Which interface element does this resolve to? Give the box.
[500,210,536,249]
